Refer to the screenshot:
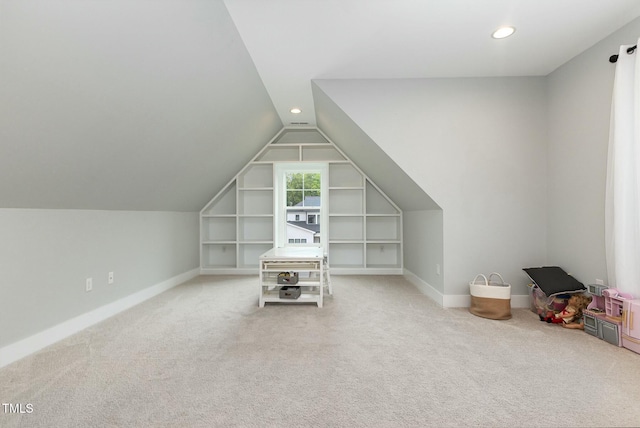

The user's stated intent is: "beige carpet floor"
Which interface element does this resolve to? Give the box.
[1,275,639,427]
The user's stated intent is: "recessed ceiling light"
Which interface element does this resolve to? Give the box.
[290,108,302,114]
[492,26,516,39]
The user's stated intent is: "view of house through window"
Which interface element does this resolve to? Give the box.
[286,172,321,244]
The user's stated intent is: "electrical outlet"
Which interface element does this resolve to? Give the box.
[436,264,441,276]
[108,272,114,285]
[595,278,604,285]
[85,278,93,292]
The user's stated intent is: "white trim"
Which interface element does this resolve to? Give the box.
[404,268,444,306]
[274,162,328,249]
[0,268,199,369]
[443,294,472,308]
[200,268,257,275]
[511,293,532,308]
[404,269,531,309]
[330,268,404,275]
[201,268,404,275]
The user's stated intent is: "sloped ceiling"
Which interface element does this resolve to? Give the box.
[313,82,439,212]
[0,0,281,211]
[3,0,640,212]
[224,0,640,126]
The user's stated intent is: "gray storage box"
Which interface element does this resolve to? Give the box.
[277,272,299,285]
[279,286,301,299]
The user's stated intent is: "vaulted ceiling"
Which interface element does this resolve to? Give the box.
[2,0,639,211]
[225,0,640,126]
[0,0,281,211]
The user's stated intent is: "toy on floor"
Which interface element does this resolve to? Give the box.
[524,266,587,318]
[539,294,592,329]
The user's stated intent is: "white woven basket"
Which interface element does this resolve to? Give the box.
[469,273,512,320]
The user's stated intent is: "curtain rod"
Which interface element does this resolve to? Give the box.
[610,45,637,63]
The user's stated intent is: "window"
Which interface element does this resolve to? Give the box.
[275,163,328,248]
[286,172,320,245]
[286,172,320,208]
[288,238,308,244]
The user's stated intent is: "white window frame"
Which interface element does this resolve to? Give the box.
[274,162,328,249]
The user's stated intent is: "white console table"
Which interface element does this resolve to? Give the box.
[259,246,331,308]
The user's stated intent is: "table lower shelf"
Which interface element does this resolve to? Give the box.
[259,286,325,307]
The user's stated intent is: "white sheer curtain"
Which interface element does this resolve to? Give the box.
[605,40,640,297]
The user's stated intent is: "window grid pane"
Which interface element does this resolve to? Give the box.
[285,171,321,244]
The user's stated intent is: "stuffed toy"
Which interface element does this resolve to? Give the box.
[539,294,592,329]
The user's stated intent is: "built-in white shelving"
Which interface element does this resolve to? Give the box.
[200,128,403,274]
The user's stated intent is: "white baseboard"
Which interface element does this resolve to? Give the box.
[0,268,199,369]
[200,268,404,275]
[200,268,257,275]
[329,268,404,275]
[511,294,532,308]
[404,269,445,306]
[403,269,531,309]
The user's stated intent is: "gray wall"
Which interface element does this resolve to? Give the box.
[314,78,548,298]
[404,210,444,293]
[0,209,198,348]
[318,12,640,296]
[546,17,640,286]
[314,81,444,293]
[0,0,277,353]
